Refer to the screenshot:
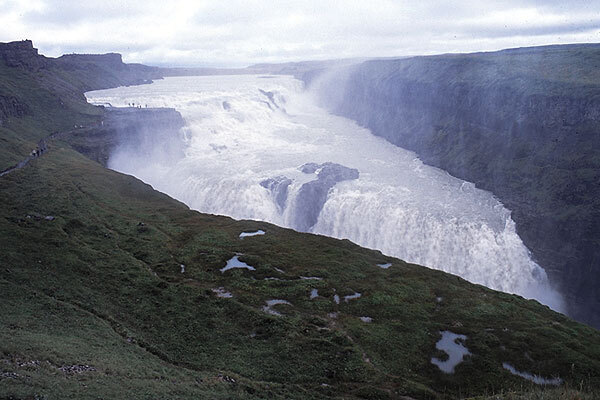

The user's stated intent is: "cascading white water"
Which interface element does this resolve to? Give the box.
[86,74,563,311]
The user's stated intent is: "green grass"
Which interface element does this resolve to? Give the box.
[1,138,599,399]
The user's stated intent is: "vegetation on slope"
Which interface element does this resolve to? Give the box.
[1,41,599,399]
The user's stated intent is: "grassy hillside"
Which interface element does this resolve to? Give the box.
[1,42,599,399]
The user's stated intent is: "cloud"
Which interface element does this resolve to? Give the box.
[0,0,598,66]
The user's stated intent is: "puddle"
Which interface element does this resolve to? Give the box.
[212,287,233,298]
[377,263,392,269]
[300,276,322,280]
[328,312,338,319]
[431,331,471,373]
[344,292,362,302]
[333,294,340,304]
[360,316,372,323]
[274,267,285,274]
[180,264,185,273]
[264,277,282,281]
[239,230,265,238]
[436,297,443,303]
[220,256,256,273]
[310,289,319,299]
[502,363,562,385]
[262,299,292,316]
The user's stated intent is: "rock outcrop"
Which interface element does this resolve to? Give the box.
[65,108,185,167]
[260,176,292,213]
[0,40,49,71]
[293,162,359,231]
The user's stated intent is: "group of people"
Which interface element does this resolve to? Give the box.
[30,147,44,157]
[127,102,148,108]
[30,140,47,157]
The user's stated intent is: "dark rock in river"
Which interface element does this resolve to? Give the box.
[260,176,292,213]
[293,162,359,231]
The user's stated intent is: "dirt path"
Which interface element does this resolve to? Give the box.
[0,128,79,177]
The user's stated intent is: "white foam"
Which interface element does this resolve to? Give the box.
[502,363,562,386]
[377,263,392,269]
[239,230,265,238]
[220,256,256,273]
[431,331,471,374]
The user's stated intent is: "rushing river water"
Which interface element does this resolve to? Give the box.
[86,74,563,311]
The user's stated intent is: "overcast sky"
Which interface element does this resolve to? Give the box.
[0,0,599,67]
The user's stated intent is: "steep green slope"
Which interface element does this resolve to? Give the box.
[1,41,599,399]
[307,43,600,329]
[0,59,100,169]
[2,135,600,399]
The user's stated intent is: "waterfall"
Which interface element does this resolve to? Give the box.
[86,74,564,312]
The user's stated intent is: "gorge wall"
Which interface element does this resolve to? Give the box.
[306,44,600,328]
[64,107,185,168]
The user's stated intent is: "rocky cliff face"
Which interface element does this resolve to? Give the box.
[308,44,600,328]
[0,40,49,70]
[55,53,162,90]
[65,108,185,167]
[0,39,162,93]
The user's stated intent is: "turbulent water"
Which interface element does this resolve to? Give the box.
[86,75,563,311]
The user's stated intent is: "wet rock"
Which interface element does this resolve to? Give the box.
[294,162,359,231]
[260,176,292,213]
[17,360,40,368]
[217,373,236,383]
[259,89,279,109]
[59,364,96,374]
[0,371,19,379]
[299,162,320,174]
